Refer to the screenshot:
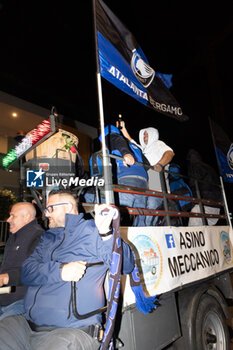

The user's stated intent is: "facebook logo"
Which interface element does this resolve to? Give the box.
[26,170,45,188]
[165,234,176,248]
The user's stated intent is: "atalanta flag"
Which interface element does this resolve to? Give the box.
[211,119,233,183]
[95,0,188,121]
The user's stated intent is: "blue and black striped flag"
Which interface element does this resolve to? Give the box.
[94,0,188,121]
[210,119,233,183]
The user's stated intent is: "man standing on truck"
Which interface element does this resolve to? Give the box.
[119,121,174,225]
[186,148,222,226]
[0,189,134,350]
[85,124,149,226]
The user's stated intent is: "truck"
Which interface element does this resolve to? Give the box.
[98,165,233,350]
[2,112,233,350]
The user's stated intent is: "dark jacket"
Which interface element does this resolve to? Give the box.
[100,125,149,181]
[0,219,43,306]
[21,213,134,328]
[187,149,222,202]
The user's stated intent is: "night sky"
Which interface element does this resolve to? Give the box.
[0,0,232,207]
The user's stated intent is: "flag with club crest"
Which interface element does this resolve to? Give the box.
[94,0,188,121]
[210,119,233,183]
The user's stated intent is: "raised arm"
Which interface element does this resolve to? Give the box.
[116,120,133,142]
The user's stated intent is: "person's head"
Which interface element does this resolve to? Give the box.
[7,202,36,234]
[139,127,159,148]
[45,189,79,228]
[99,125,120,143]
[186,149,202,163]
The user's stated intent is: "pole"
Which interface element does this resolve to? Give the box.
[208,117,231,227]
[194,179,207,226]
[159,171,171,226]
[219,176,232,228]
[92,0,114,204]
[96,74,114,204]
[208,117,222,176]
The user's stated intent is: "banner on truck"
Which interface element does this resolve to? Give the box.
[121,225,233,306]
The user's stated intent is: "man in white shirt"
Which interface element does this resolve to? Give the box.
[119,122,174,225]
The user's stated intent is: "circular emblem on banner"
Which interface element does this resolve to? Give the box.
[131,51,155,88]
[132,234,162,292]
[227,143,233,170]
[219,230,233,264]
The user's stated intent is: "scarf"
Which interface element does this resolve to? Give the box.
[100,206,158,350]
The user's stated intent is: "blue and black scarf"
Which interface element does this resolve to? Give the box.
[100,206,158,350]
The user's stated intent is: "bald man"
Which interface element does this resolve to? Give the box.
[0,202,43,320]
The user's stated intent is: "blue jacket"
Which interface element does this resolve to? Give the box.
[21,213,134,328]
[100,125,148,181]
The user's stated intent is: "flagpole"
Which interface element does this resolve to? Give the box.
[219,176,232,229]
[208,117,222,176]
[92,0,114,204]
[208,117,232,228]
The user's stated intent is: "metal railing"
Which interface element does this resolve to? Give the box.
[20,151,231,228]
[81,153,230,227]
[112,182,226,226]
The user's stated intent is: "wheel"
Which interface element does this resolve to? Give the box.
[170,290,230,350]
[195,294,230,350]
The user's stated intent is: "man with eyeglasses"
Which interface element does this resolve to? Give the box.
[0,189,134,350]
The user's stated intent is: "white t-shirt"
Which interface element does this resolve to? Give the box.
[132,127,173,191]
